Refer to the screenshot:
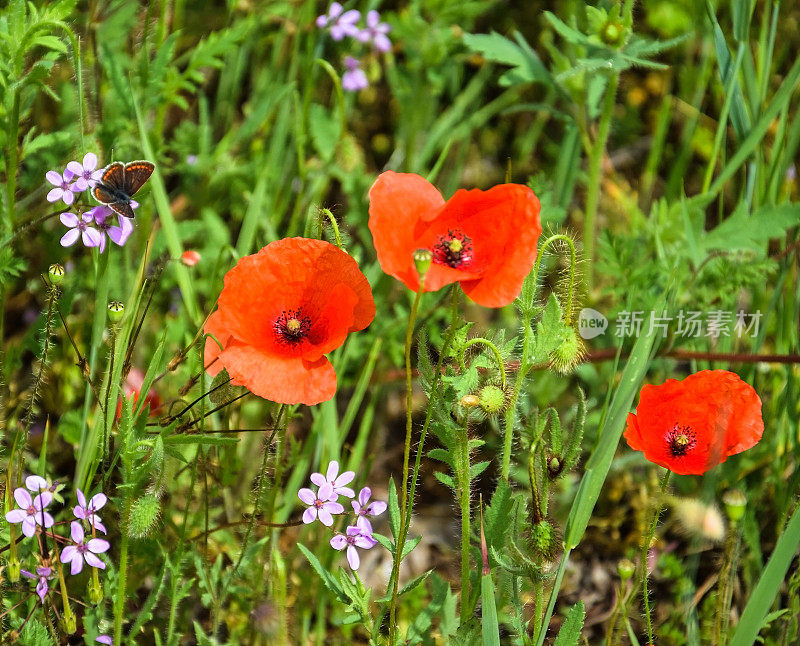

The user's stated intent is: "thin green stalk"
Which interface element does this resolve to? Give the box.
[319,208,342,248]
[114,490,132,643]
[533,234,578,322]
[712,521,742,646]
[459,338,506,389]
[641,469,671,644]
[502,322,532,480]
[3,88,20,233]
[457,421,472,624]
[388,279,426,642]
[583,72,619,287]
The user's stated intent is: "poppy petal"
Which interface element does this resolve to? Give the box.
[219,345,337,406]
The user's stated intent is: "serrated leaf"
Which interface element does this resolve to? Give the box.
[553,601,585,646]
[702,203,800,255]
[484,479,513,550]
[434,471,456,489]
[470,460,490,478]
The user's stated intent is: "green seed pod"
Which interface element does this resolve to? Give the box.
[7,557,20,583]
[617,558,636,581]
[128,494,161,538]
[722,489,747,523]
[87,578,104,604]
[413,249,432,280]
[63,614,77,634]
[48,263,66,285]
[600,20,626,47]
[479,385,506,415]
[550,327,584,374]
[108,300,125,323]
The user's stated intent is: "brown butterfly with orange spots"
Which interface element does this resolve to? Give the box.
[91,160,155,219]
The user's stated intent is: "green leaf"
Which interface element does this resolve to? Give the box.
[398,570,431,596]
[729,503,800,646]
[297,543,347,603]
[484,479,513,551]
[480,572,501,646]
[470,460,490,478]
[162,434,239,446]
[462,31,552,88]
[702,203,800,254]
[309,102,342,162]
[553,601,585,646]
[434,471,456,489]
[387,477,400,540]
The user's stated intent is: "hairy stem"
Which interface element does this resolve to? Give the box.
[641,469,671,644]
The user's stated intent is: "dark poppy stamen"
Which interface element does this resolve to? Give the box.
[432,229,474,269]
[274,309,311,345]
[665,424,697,458]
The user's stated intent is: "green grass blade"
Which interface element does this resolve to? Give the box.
[729,502,800,646]
[480,572,501,646]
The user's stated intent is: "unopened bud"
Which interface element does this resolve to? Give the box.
[531,520,557,559]
[48,263,65,285]
[546,455,562,479]
[722,489,747,523]
[460,394,481,409]
[413,249,432,280]
[63,613,77,634]
[601,20,626,47]
[478,385,506,415]
[108,301,125,323]
[550,327,584,374]
[181,250,201,266]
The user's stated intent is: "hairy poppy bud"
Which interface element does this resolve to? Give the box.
[479,385,506,415]
[550,327,584,374]
[48,263,65,285]
[128,494,161,538]
[531,520,557,559]
[108,300,125,323]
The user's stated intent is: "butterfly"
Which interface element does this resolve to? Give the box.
[91,160,155,219]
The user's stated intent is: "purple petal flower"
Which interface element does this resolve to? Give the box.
[60,211,103,248]
[358,10,392,52]
[310,461,356,500]
[342,57,368,92]
[60,521,110,575]
[329,520,377,570]
[66,153,104,191]
[298,482,344,527]
[89,206,134,253]
[21,566,53,603]
[351,486,387,533]
[4,487,54,538]
[74,488,108,534]
[96,637,113,645]
[317,3,360,39]
[25,475,49,493]
[46,168,77,205]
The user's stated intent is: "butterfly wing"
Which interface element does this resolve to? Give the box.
[123,161,155,197]
[106,201,136,219]
[100,162,126,192]
[92,185,117,205]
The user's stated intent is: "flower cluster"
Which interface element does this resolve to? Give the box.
[4,477,110,605]
[316,3,391,91]
[45,153,135,251]
[297,461,386,570]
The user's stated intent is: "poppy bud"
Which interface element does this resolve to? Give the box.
[550,327,584,374]
[48,263,65,285]
[88,578,104,604]
[617,558,635,581]
[531,520,557,559]
[128,494,161,538]
[546,455,562,479]
[460,394,481,409]
[413,248,432,280]
[722,489,747,523]
[108,300,125,323]
[479,385,506,415]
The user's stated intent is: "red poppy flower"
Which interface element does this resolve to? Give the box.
[368,171,542,307]
[203,238,375,405]
[624,370,763,475]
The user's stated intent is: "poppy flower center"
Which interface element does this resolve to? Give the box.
[432,230,473,269]
[665,424,697,458]
[274,309,311,345]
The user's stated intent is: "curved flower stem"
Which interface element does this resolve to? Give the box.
[459,338,507,389]
[319,208,343,248]
[389,279,426,642]
[533,234,578,323]
[641,469,671,644]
